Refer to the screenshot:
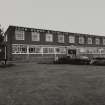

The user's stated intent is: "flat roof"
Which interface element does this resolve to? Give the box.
[6,25,105,38]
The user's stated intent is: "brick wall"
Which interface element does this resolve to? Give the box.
[5,25,105,62]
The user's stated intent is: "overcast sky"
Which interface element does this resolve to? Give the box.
[0,0,105,36]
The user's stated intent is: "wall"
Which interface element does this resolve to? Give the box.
[5,25,105,62]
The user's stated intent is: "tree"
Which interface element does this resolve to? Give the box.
[0,25,7,64]
[0,25,4,44]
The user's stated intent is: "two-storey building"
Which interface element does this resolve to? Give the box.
[5,25,105,62]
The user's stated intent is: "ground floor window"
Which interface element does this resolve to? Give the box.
[12,44,27,54]
[43,47,54,54]
[29,46,42,54]
[43,47,49,53]
[55,47,66,54]
[77,47,105,54]
[100,49,105,54]
[12,44,66,54]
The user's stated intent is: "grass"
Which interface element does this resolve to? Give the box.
[0,63,105,105]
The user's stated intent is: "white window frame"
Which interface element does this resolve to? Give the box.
[79,37,84,44]
[45,33,53,42]
[12,44,27,54]
[95,38,100,45]
[69,36,75,43]
[87,37,92,44]
[43,47,54,54]
[55,47,66,54]
[12,44,67,55]
[58,35,64,43]
[31,32,40,41]
[103,39,105,45]
[15,30,25,40]
[77,47,105,54]
[29,45,42,54]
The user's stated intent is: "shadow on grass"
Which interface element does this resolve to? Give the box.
[0,64,15,68]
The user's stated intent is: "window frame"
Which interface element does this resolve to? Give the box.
[69,36,75,43]
[95,38,100,45]
[103,39,105,45]
[43,47,54,54]
[79,36,84,44]
[12,44,27,54]
[15,30,25,40]
[87,37,92,44]
[58,35,64,43]
[31,32,40,41]
[45,33,53,42]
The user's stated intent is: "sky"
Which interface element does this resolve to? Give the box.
[0,0,105,36]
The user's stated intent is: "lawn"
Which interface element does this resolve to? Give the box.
[0,63,105,105]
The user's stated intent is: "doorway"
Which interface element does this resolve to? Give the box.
[67,49,76,58]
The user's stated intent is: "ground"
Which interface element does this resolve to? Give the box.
[0,63,105,105]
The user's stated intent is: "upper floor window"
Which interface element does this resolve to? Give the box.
[46,33,53,42]
[79,36,84,44]
[103,39,105,45]
[15,30,25,40]
[95,38,100,45]
[58,35,64,43]
[69,36,75,43]
[87,37,92,44]
[31,32,40,41]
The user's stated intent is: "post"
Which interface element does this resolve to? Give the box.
[54,47,58,61]
[4,33,7,64]
[4,46,7,64]
[27,45,29,61]
[41,47,43,56]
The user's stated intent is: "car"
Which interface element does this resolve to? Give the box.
[90,57,105,65]
[74,56,90,65]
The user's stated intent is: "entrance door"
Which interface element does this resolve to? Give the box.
[67,49,76,58]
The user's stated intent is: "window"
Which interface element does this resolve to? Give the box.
[79,37,84,44]
[43,47,54,54]
[87,37,92,44]
[103,39,105,45]
[79,48,86,53]
[43,48,49,53]
[46,34,53,42]
[29,46,42,53]
[31,32,40,41]
[78,47,95,54]
[49,48,54,53]
[95,38,100,45]
[55,47,66,54]
[58,35,64,43]
[29,47,35,53]
[69,36,75,43]
[100,48,105,54]
[35,47,42,53]
[12,44,27,54]
[77,47,104,54]
[15,30,25,40]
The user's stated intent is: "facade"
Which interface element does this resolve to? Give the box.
[5,25,105,62]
